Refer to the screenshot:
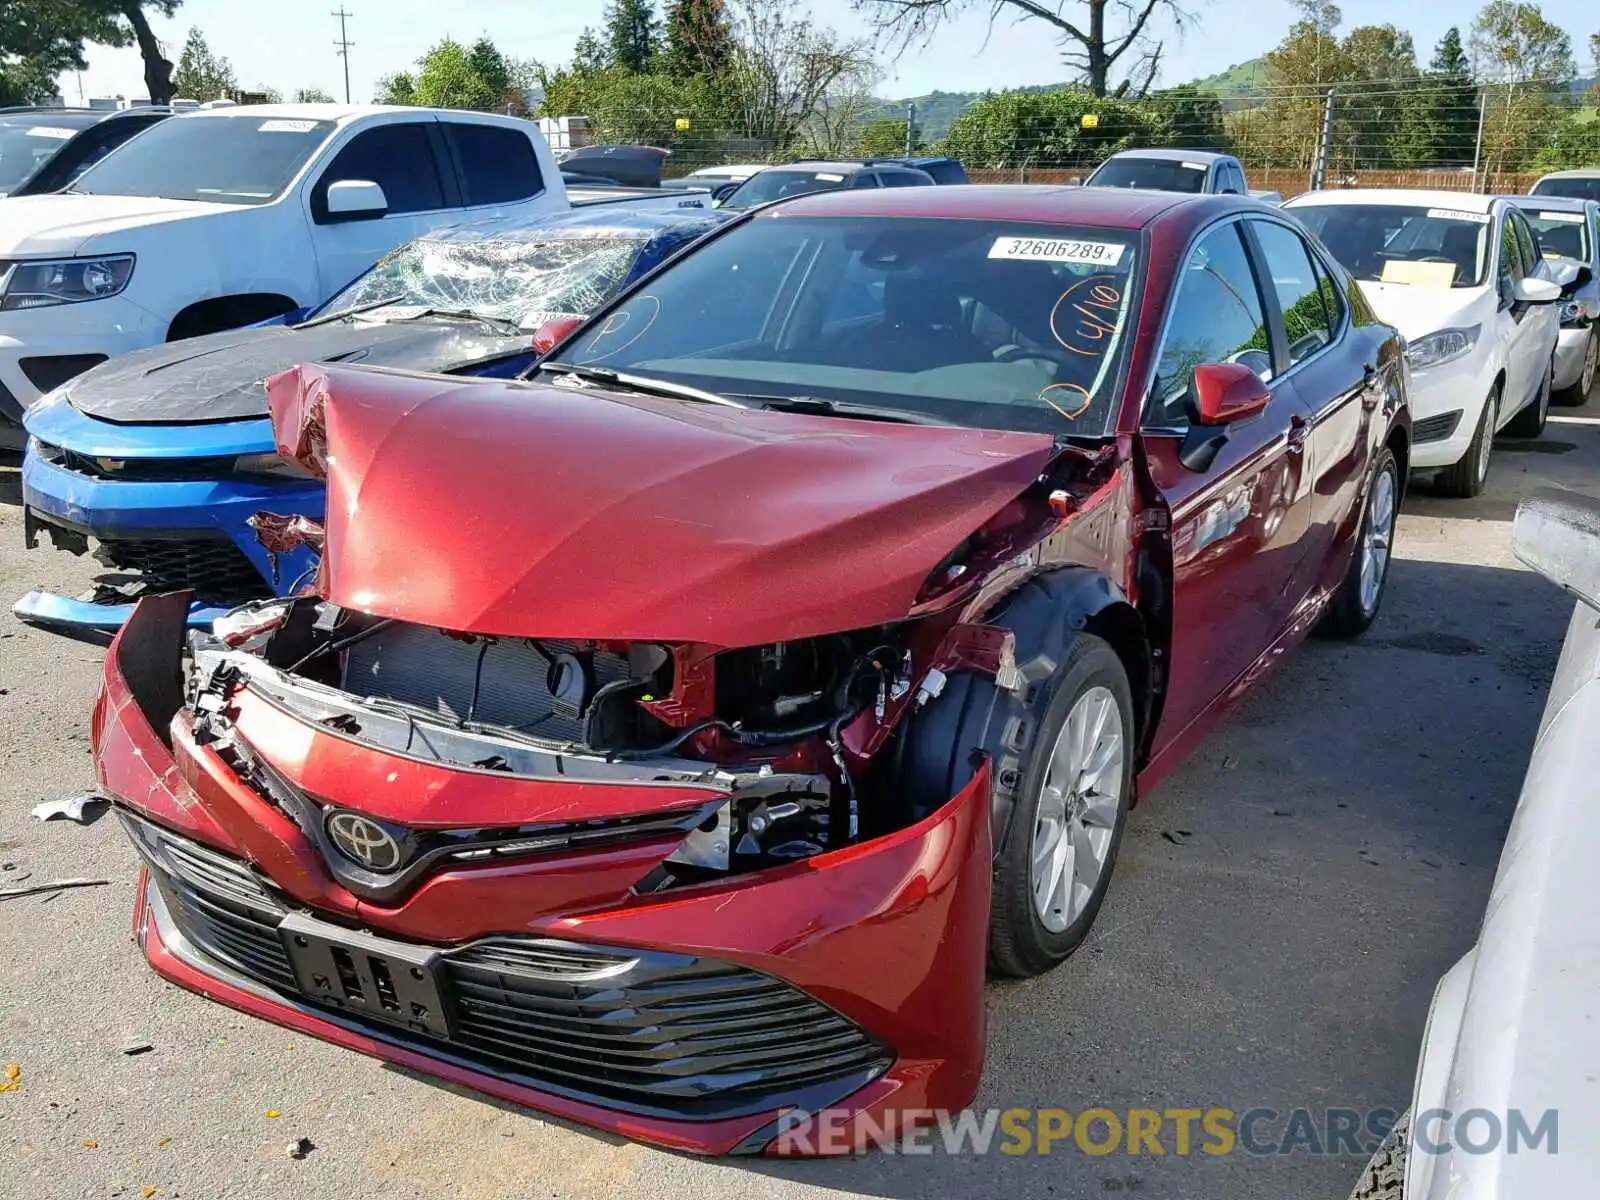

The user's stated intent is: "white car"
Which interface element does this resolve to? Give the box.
[1349,487,1600,1199]
[0,104,707,448]
[1287,190,1565,497]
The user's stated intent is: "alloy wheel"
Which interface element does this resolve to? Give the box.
[1030,686,1125,934]
[1476,391,1498,484]
[1583,333,1598,400]
[1359,464,1396,615]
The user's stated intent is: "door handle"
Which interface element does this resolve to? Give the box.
[1287,414,1309,454]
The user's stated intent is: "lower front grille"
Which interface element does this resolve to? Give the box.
[1412,410,1463,444]
[31,439,240,482]
[127,813,888,1118]
[96,535,268,607]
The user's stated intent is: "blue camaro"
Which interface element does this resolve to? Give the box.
[17,206,731,631]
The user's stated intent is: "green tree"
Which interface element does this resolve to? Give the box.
[172,27,236,100]
[375,72,415,104]
[1140,84,1226,149]
[293,86,335,102]
[664,0,735,75]
[1470,1,1575,173]
[944,88,1161,169]
[858,117,911,156]
[0,1,181,105]
[467,37,512,96]
[411,39,496,109]
[606,0,661,73]
[571,28,612,72]
[1389,27,1478,168]
[1535,109,1600,168]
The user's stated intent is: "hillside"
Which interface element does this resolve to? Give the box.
[1190,57,1270,99]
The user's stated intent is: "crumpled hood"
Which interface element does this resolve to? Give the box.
[267,363,1055,645]
[1355,280,1486,342]
[68,319,527,425]
[0,193,241,257]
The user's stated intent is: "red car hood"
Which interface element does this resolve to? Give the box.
[267,364,1055,644]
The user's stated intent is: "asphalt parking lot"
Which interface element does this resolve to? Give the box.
[2,402,1596,1200]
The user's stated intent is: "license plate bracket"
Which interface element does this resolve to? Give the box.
[278,911,450,1039]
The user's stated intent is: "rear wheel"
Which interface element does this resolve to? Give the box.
[1554,329,1597,406]
[1317,447,1398,639]
[1433,385,1497,498]
[1504,360,1551,437]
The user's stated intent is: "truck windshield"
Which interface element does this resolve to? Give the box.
[71,115,337,205]
[1521,209,1591,263]
[1086,158,1209,192]
[1532,177,1600,202]
[547,215,1141,435]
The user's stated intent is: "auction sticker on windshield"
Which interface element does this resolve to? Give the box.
[27,127,76,140]
[1426,208,1491,224]
[259,119,320,133]
[1538,211,1584,223]
[989,237,1127,266]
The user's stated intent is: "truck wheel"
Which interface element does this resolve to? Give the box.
[1348,1109,1409,1200]
[1316,448,1398,639]
[895,575,1135,978]
[1433,385,1497,499]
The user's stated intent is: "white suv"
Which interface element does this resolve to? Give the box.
[1286,190,1565,497]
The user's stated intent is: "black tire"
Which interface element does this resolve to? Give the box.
[1316,447,1399,640]
[1433,385,1497,499]
[895,575,1135,978]
[1348,1108,1409,1200]
[1554,328,1597,406]
[1503,361,1550,437]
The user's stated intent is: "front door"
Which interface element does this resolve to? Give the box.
[1141,218,1316,742]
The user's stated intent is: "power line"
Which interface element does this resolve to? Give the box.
[332,8,354,104]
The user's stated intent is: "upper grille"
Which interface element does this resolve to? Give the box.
[31,440,241,482]
[130,816,888,1118]
[1412,410,1463,444]
[96,535,269,607]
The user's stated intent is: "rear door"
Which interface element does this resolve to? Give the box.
[1243,216,1375,602]
[1142,218,1316,739]
[1494,208,1540,416]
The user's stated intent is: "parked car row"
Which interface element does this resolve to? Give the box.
[4,115,1593,1159]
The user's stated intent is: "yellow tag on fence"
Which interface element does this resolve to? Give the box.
[1081,113,1100,129]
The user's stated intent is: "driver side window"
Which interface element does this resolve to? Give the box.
[1148,223,1272,429]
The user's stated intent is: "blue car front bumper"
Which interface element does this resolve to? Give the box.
[17,404,323,631]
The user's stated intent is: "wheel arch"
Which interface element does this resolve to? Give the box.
[167,293,302,342]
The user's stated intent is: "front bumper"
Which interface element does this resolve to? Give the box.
[1553,323,1593,391]
[0,293,165,412]
[1406,350,1493,470]
[18,432,322,631]
[97,597,991,1154]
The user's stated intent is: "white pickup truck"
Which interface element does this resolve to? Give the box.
[0,104,708,445]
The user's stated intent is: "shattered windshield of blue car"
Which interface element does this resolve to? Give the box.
[319,234,648,330]
[549,215,1140,434]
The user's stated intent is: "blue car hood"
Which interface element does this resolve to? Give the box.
[65,318,527,425]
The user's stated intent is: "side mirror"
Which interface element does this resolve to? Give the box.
[532,314,585,356]
[1575,264,1594,289]
[712,181,740,205]
[1194,361,1271,425]
[1546,260,1581,289]
[325,179,388,221]
[1513,488,1600,611]
[1513,276,1562,304]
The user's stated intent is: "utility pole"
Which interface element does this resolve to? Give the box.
[905,102,915,156]
[332,8,354,103]
[1471,89,1487,193]
[1309,86,1336,192]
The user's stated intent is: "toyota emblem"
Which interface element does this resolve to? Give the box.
[326,811,402,872]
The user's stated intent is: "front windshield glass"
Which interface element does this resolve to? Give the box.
[319,234,647,330]
[548,216,1141,434]
[73,115,336,204]
[1294,203,1490,288]
[1087,158,1208,193]
[723,169,853,209]
[1532,177,1600,202]
[0,121,89,191]
[1520,208,1591,263]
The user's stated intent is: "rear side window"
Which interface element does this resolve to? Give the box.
[877,171,926,188]
[850,172,880,189]
[1512,213,1539,270]
[922,160,967,185]
[446,123,544,205]
[1250,220,1338,367]
[315,123,446,220]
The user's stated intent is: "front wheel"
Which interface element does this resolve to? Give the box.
[1317,447,1399,639]
[1433,385,1497,498]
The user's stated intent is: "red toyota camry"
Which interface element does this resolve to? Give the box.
[92,186,1409,1154]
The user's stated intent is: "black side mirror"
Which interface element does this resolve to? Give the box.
[712,181,740,204]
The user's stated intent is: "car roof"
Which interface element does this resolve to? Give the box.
[1508,195,1594,214]
[767,161,878,174]
[1105,148,1231,164]
[0,110,107,130]
[758,182,1227,229]
[169,103,494,125]
[1537,169,1600,180]
[413,205,736,245]
[1287,188,1499,212]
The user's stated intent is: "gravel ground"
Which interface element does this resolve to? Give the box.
[2,402,1596,1200]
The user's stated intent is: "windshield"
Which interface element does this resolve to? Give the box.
[1532,177,1600,202]
[0,121,89,191]
[1293,204,1490,288]
[72,115,336,204]
[723,169,854,209]
[548,216,1141,434]
[319,234,647,329]
[1521,208,1591,262]
[1087,158,1208,193]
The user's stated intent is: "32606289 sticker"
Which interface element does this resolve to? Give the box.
[988,237,1127,266]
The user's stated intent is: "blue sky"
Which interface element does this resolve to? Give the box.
[62,0,1600,105]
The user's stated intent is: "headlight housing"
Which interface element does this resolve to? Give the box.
[233,452,315,481]
[1559,299,1583,326]
[0,255,135,310]
[1404,325,1480,371]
